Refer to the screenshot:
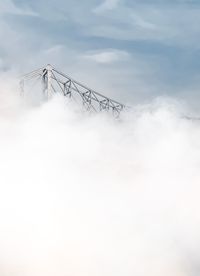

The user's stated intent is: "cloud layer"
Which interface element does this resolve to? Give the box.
[0,83,200,275]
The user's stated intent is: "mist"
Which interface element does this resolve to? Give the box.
[0,80,200,276]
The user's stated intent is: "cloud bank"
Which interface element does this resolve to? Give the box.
[0,81,200,275]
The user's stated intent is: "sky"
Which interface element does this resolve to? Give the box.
[1,0,200,110]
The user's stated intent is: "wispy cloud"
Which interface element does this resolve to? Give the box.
[82,49,130,64]
[0,0,38,16]
[89,2,200,49]
[131,13,157,31]
[93,0,121,13]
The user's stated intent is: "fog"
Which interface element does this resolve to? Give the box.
[0,80,200,276]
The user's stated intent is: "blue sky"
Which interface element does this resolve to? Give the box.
[1,0,200,108]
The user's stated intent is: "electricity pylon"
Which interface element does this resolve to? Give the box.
[20,64,126,116]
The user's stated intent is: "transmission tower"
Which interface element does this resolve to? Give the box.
[20,64,126,116]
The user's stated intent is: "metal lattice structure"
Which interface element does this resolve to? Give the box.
[20,64,125,116]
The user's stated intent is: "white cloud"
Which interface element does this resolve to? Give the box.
[44,45,65,55]
[0,91,200,275]
[82,49,130,64]
[93,0,121,13]
[87,3,200,49]
[0,0,38,16]
[131,13,157,30]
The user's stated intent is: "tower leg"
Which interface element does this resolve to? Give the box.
[42,64,52,100]
[46,64,52,99]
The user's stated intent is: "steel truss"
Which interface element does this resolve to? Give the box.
[20,64,125,116]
